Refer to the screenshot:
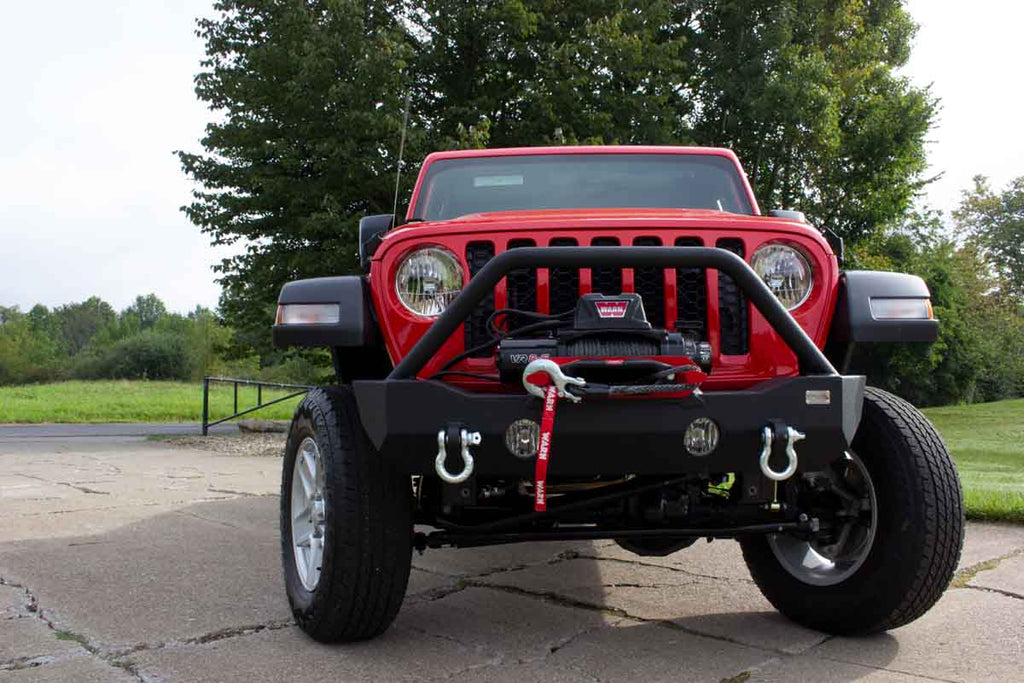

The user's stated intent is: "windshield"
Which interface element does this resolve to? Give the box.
[411,153,753,221]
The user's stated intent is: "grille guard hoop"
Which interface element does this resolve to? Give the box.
[389,246,838,380]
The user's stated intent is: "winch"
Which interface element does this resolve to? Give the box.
[496,293,712,384]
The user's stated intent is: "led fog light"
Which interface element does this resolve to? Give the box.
[505,418,540,459]
[685,417,719,457]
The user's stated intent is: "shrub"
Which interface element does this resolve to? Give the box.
[83,331,192,381]
[258,354,327,385]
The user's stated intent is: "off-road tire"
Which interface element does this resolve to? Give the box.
[740,387,964,635]
[281,387,412,642]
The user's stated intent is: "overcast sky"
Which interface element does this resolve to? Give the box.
[1,1,1021,314]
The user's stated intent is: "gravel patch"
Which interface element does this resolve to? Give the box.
[158,432,287,458]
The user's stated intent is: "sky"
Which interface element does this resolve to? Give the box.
[1,1,1022,314]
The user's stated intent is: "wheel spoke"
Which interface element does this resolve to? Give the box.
[294,528,314,548]
[292,500,312,523]
[299,545,313,581]
[303,450,318,489]
[297,458,314,498]
[309,536,323,575]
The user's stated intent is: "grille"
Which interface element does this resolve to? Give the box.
[465,241,495,356]
[675,237,707,339]
[591,237,622,295]
[716,238,749,354]
[462,236,748,358]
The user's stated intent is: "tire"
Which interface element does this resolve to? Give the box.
[281,386,412,642]
[740,387,964,635]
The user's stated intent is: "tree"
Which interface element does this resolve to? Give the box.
[182,0,936,349]
[52,297,117,356]
[123,294,168,330]
[684,0,933,242]
[0,308,61,384]
[954,175,1024,302]
[410,0,692,147]
[178,0,412,352]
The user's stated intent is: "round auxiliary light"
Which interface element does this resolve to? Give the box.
[395,247,464,317]
[505,418,541,459]
[684,417,720,457]
[751,243,814,310]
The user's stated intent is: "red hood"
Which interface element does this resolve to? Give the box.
[383,207,819,247]
[445,207,743,223]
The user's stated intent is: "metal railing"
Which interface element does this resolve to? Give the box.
[202,376,313,436]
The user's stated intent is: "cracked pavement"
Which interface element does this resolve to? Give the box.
[1,433,1022,682]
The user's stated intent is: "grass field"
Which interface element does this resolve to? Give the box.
[0,380,303,424]
[1,381,1021,521]
[922,399,1024,524]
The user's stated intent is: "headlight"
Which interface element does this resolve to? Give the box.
[751,243,813,310]
[395,247,463,317]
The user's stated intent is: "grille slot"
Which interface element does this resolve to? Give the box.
[632,236,665,328]
[549,237,579,314]
[591,237,622,295]
[465,241,495,356]
[716,238,749,354]
[506,239,537,329]
[675,237,707,340]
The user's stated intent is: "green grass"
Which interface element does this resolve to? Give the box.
[0,380,304,424]
[922,399,1024,524]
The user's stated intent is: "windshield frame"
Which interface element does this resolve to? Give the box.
[406,147,760,222]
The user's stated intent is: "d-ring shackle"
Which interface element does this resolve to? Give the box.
[435,429,481,484]
[759,425,805,481]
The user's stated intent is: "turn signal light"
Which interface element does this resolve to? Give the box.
[868,298,933,320]
[276,303,341,325]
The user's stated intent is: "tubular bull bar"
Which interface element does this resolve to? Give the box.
[354,247,865,479]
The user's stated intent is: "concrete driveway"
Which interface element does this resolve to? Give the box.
[1,431,1021,682]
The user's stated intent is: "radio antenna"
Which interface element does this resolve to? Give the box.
[391,90,412,226]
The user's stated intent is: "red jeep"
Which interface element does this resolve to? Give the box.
[273,146,964,642]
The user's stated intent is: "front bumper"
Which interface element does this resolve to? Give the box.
[353,374,865,477]
[360,246,864,481]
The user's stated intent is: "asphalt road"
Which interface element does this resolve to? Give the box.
[1,432,1021,682]
[0,423,237,439]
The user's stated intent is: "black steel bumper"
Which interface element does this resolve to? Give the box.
[354,374,865,477]
[356,246,865,479]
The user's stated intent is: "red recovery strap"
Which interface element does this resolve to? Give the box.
[533,382,558,512]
